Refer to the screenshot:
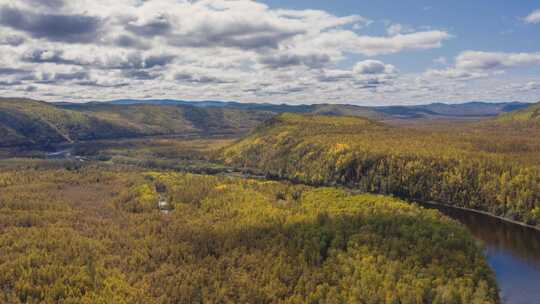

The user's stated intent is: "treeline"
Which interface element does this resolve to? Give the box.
[222,113,540,227]
[0,167,498,303]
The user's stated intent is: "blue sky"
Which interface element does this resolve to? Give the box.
[265,0,540,73]
[0,0,539,105]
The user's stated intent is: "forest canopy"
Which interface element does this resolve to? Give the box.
[222,113,540,227]
[0,167,498,303]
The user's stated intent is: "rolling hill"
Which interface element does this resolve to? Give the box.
[94,98,530,120]
[493,101,540,125]
[1,97,536,149]
[221,112,540,228]
[81,99,385,119]
[0,98,135,148]
[59,103,273,135]
[0,98,273,148]
[376,101,529,119]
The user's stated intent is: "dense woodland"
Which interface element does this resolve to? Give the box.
[2,100,540,303]
[222,111,540,227]
[0,164,498,303]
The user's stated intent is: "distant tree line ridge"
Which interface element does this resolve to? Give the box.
[1,97,535,148]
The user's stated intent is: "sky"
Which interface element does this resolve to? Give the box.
[0,0,539,105]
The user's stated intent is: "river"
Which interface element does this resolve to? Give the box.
[421,203,540,304]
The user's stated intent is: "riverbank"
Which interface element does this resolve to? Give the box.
[221,170,540,233]
[160,167,540,233]
[419,199,540,304]
[5,146,539,236]
[419,201,540,233]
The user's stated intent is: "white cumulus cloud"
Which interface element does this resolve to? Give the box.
[456,51,540,71]
[0,0,536,105]
[525,9,540,23]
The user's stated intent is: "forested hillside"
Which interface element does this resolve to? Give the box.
[493,102,540,126]
[0,98,272,148]
[0,166,498,303]
[1,98,534,149]
[222,112,540,227]
[59,103,273,135]
[0,98,134,148]
[103,99,529,120]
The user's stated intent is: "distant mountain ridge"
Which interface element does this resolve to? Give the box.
[0,98,273,148]
[2,97,537,149]
[82,99,531,120]
[376,101,529,119]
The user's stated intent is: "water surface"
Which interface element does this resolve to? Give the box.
[421,203,540,304]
